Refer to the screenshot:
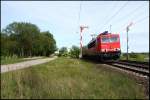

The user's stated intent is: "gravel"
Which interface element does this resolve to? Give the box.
[1,56,57,73]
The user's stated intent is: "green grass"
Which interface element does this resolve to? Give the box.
[1,57,28,65]
[120,52,149,62]
[1,56,46,65]
[1,57,146,99]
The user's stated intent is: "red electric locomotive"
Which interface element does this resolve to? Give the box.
[82,31,121,60]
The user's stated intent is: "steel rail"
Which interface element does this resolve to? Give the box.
[105,60,149,77]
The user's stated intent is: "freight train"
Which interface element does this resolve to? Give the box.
[82,31,121,60]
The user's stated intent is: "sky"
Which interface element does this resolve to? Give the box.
[1,1,149,53]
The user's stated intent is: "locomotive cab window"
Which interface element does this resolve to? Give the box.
[110,37,119,42]
[101,37,109,43]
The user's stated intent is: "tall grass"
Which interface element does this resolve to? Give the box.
[1,55,25,65]
[1,55,43,65]
[1,57,146,99]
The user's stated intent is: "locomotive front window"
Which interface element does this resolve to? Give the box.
[110,37,119,42]
[101,37,109,43]
[101,36,119,43]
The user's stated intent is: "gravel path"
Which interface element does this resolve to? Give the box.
[1,56,57,73]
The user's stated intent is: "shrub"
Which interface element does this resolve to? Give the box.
[58,47,68,57]
[69,45,80,58]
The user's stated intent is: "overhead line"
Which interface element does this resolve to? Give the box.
[76,1,82,33]
[76,1,82,47]
[134,15,149,24]
[94,1,117,32]
[113,2,148,31]
[100,1,129,31]
[113,2,146,25]
[118,16,149,32]
[115,11,148,31]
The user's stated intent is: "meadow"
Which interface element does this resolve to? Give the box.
[1,57,146,99]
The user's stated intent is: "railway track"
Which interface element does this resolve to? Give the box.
[105,60,149,77]
[105,60,149,97]
[83,58,149,98]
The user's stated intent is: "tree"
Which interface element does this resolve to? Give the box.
[1,22,57,57]
[1,33,9,56]
[2,22,40,57]
[58,47,68,57]
[41,31,57,56]
[69,45,80,58]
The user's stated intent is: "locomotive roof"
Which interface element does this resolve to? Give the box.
[98,33,119,37]
[87,32,119,45]
[87,38,96,45]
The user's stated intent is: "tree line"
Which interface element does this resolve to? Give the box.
[1,22,57,57]
[58,46,80,58]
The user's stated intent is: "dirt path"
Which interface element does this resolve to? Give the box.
[1,56,57,73]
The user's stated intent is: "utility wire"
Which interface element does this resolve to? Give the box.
[115,11,148,32]
[76,1,82,34]
[113,3,147,31]
[113,2,146,25]
[99,1,129,31]
[76,1,82,48]
[134,15,149,24]
[118,15,149,32]
[94,1,117,32]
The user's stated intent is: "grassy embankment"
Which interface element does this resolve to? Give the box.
[120,52,149,62]
[1,57,146,99]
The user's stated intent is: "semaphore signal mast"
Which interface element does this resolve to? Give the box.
[126,22,133,60]
[79,25,88,58]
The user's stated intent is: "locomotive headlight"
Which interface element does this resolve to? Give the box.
[117,48,120,50]
[114,48,120,51]
[101,49,105,52]
[115,48,120,51]
[101,49,108,52]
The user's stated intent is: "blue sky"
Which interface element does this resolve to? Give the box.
[1,1,149,53]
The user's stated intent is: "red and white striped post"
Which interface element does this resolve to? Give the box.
[79,25,88,58]
[126,22,133,60]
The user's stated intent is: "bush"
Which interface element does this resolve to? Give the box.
[129,52,138,58]
[69,46,80,58]
[58,47,68,57]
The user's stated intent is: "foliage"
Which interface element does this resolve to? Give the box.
[1,22,57,57]
[58,47,68,57]
[69,45,80,58]
[129,52,139,58]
